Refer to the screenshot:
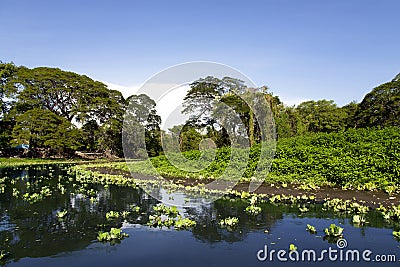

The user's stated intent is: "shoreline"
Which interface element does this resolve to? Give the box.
[87,166,400,208]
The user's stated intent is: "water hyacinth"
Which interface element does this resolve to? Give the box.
[306,224,317,234]
[324,224,344,237]
[219,217,239,231]
[97,228,129,242]
[245,205,262,216]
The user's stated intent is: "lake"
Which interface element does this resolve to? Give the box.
[0,164,399,266]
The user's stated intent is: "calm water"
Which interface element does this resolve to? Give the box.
[0,165,399,266]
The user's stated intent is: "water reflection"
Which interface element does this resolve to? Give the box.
[0,165,399,266]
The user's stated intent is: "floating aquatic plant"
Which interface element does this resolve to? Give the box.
[393,231,400,240]
[299,206,309,213]
[219,217,239,231]
[147,204,196,230]
[240,191,251,199]
[245,205,262,216]
[105,211,120,220]
[324,198,369,214]
[153,204,179,217]
[306,224,317,234]
[97,228,128,242]
[249,195,258,205]
[378,205,400,222]
[352,215,366,225]
[174,217,197,230]
[121,211,131,219]
[324,224,344,237]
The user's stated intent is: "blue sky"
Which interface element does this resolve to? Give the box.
[1,0,399,106]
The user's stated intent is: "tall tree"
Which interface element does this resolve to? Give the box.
[183,76,256,147]
[0,61,17,118]
[92,89,125,156]
[182,76,223,129]
[12,108,83,155]
[355,77,400,127]
[0,61,17,151]
[341,101,358,128]
[123,94,162,158]
[15,67,122,124]
[393,73,400,82]
[296,100,347,133]
[10,67,125,155]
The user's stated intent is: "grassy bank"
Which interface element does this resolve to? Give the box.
[0,157,114,168]
[101,127,399,192]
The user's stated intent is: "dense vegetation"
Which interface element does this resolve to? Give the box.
[270,127,400,190]
[1,57,399,192]
[0,61,160,157]
[112,127,400,191]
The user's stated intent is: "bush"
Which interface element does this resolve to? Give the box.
[122,127,400,190]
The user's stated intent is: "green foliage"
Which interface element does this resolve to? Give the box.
[306,224,317,234]
[270,127,400,189]
[2,65,126,156]
[152,204,179,217]
[341,101,358,128]
[12,108,83,154]
[56,210,68,219]
[105,211,120,220]
[121,127,400,190]
[296,100,348,133]
[352,215,366,225]
[123,94,162,158]
[15,66,123,124]
[174,218,197,230]
[0,158,93,168]
[182,76,270,147]
[0,61,17,150]
[324,224,344,237]
[299,206,309,213]
[1,66,399,160]
[393,231,400,240]
[130,206,140,213]
[378,205,400,222]
[355,78,400,127]
[97,228,128,242]
[289,244,297,251]
[147,204,196,230]
[0,61,17,118]
[245,205,262,216]
[219,217,239,231]
[324,199,369,214]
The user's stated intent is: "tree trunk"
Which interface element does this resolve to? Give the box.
[249,109,255,147]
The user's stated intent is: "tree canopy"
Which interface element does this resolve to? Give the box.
[296,100,347,133]
[12,108,82,155]
[0,61,17,119]
[355,78,400,127]
[0,60,398,158]
[15,67,123,124]
[123,94,162,158]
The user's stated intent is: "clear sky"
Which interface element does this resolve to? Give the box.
[1,0,399,106]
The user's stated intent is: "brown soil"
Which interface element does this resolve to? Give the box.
[88,167,400,208]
